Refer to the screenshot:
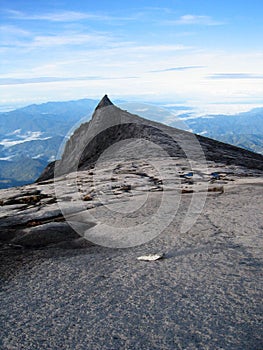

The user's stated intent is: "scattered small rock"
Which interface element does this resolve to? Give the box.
[208,186,224,193]
[181,189,194,194]
[121,184,132,192]
[83,194,93,201]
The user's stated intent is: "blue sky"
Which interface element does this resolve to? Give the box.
[1,0,263,113]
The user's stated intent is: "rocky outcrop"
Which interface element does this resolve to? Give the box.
[37,95,263,182]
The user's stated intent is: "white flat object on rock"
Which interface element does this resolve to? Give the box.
[137,254,164,261]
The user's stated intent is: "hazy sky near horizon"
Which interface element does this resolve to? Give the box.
[1,0,263,112]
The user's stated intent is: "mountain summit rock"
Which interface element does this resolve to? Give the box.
[95,94,114,110]
[37,95,263,182]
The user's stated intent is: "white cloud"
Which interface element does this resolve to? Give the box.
[208,73,263,79]
[0,30,114,49]
[0,25,30,36]
[8,129,22,135]
[135,108,149,112]
[150,66,205,73]
[0,39,193,81]
[6,9,134,22]
[0,3,262,118]
[6,9,106,21]
[0,155,14,161]
[0,75,138,86]
[31,32,112,47]
[0,131,51,147]
[1,48,263,111]
[165,14,224,26]
[0,25,32,47]
[32,154,44,159]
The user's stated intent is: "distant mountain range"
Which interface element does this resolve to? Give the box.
[0,99,98,188]
[114,103,263,155]
[0,98,262,188]
[180,108,263,155]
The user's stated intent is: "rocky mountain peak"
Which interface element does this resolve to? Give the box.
[36,97,263,183]
[95,94,114,110]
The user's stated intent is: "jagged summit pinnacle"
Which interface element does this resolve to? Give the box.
[95,94,114,110]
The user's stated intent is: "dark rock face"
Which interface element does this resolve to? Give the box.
[11,222,80,248]
[78,123,185,170]
[36,160,57,183]
[197,135,263,170]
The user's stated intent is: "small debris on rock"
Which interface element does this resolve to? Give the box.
[180,172,193,178]
[121,184,132,192]
[137,253,165,261]
[82,194,93,201]
[181,188,194,194]
[208,186,224,193]
[211,172,221,180]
